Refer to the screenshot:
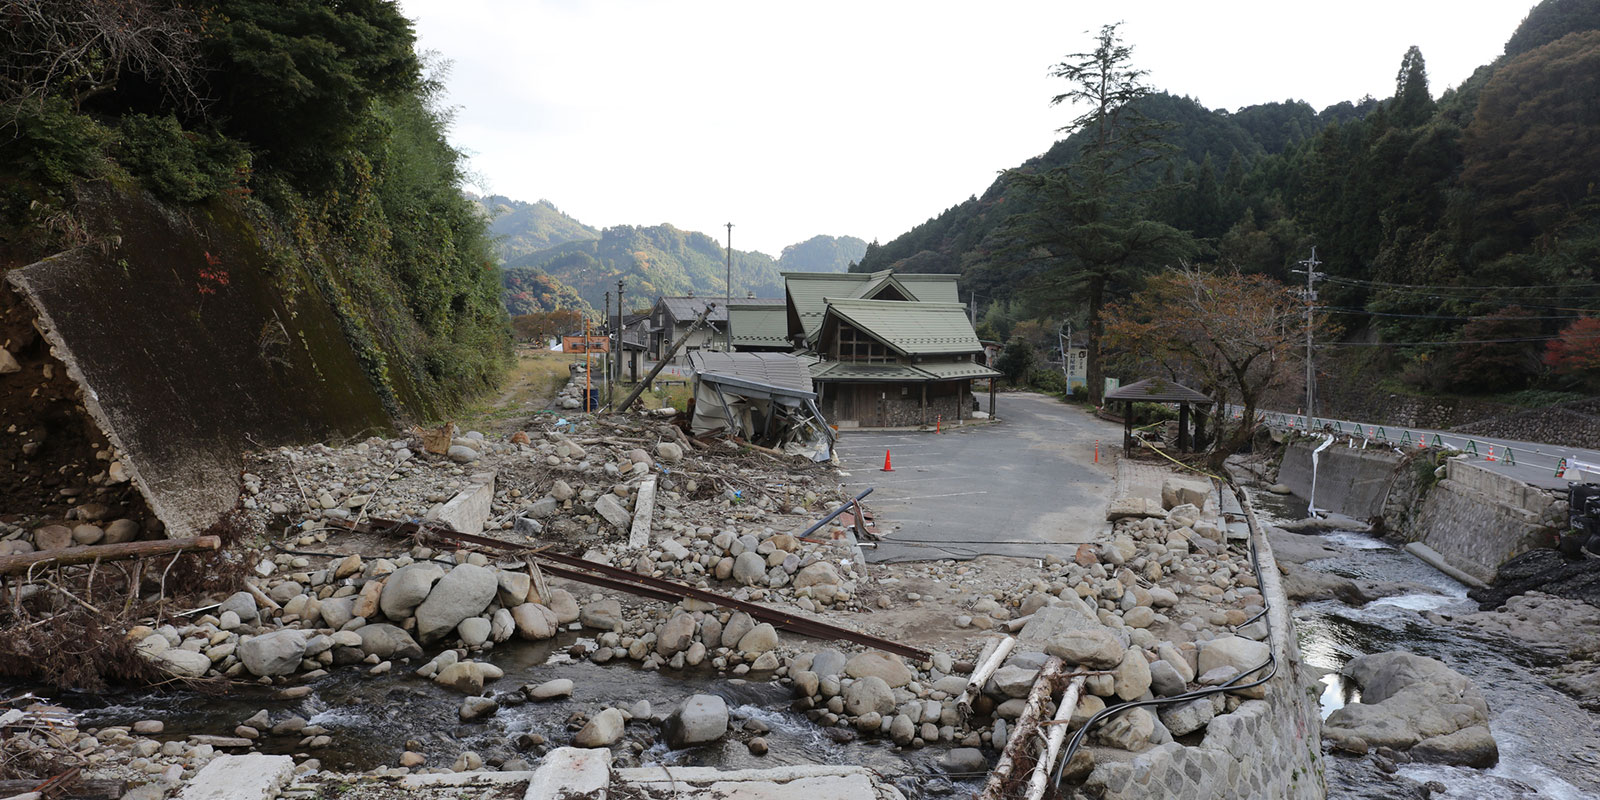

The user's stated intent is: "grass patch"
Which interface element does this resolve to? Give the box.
[452,349,580,431]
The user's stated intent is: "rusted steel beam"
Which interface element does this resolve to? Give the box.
[337,517,929,661]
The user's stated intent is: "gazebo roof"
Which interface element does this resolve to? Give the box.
[1104,378,1214,404]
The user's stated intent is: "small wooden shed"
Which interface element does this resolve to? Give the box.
[1105,378,1215,454]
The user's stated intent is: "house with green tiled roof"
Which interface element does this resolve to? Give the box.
[782,271,998,427]
[728,302,790,352]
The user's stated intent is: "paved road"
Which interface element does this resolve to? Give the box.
[1238,405,1600,491]
[836,392,1123,563]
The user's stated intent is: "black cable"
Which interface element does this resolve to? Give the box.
[1050,479,1279,791]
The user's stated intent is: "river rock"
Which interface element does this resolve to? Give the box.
[1149,659,1187,697]
[379,563,444,619]
[721,612,754,649]
[843,676,896,716]
[414,564,497,643]
[845,652,914,687]
[527,679,574,701]
[581,599,622,630]
[103,518,140,544]
[1046,628,1124,669]
[732,552,767,586]
[496,571,531,606]
[890,713,915,745]
[459,696,498,720]
[546,589,581,624]
[940,747,986,773]
[220,591,259,624]
[656,613,697,656]
[573,708,625,747]
[1411,725,1499,768]
[457,617,492,647]
[656,442,683,463]
[1197,636,1270,696]
[811,649,848,679]
[320,596,356,629]
[33,524,72,550]
[737,623,778,656]
[149,648,212,678]
[1324,651,1491,753]
[992,665,1040,698]
[793,562,841,589]
[512,603,558,640]
[357,623,424,660]
[1113,648,1152,701]
[238,630,308,676]
[665,694,728,748]
[436,661,488,693]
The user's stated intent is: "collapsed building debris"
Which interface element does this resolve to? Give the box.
[686,350,833,458]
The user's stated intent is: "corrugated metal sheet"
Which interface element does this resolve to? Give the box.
[689,351,815,394]
[822,298,983,356]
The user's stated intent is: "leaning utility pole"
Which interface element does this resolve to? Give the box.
[617,305,714,412]
[1291,248,1323,424]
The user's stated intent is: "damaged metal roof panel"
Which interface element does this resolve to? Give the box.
[688,351,816,399]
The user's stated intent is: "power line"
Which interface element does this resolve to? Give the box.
[1328,276,1600,291]
[1319,333,1600,347]
[1321,276,1600,304]
[1322,307,1591,321]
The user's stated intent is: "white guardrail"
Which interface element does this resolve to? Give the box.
[1225,403,1592,480]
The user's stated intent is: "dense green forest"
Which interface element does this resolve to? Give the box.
[1,0,510,418]
[859,0,1600,403]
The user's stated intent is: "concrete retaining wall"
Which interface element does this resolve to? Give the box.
[1083,489,1325,800]
[1401,459,1565,583]
[1277,440,1405,520]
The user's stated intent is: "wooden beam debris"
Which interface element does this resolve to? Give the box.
[959,636,1016,721]
[980,657,1066,800]
[0,536,220,576]
[1026,674,1088,800]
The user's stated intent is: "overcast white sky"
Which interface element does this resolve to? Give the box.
[398,1,1534,256]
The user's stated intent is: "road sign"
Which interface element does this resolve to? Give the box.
[562,335,610,353]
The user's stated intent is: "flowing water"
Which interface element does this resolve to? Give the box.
[49,633,977,798]
[1253,489,1600,799]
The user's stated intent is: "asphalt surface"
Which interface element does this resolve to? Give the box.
[1239,405,1600,491]
[836,392,1123,563]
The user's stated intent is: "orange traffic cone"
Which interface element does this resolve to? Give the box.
[1486,445,1497,462]
[881,450,894,472]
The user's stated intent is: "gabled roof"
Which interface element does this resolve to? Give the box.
[817,298,983,356]
[729,302,789,349]
[783,270,959,339]
[1105,378,1215,404]
[657,296,782,325]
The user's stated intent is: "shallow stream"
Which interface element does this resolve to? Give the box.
[54,632,977,798]
[1252,489,1600,799]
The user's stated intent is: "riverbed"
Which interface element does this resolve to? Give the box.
[1253,489,1600,799]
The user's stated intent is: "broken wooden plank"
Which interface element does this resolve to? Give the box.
[628,477,656,549]
[959,636,1016,721]
[0,536,219,576]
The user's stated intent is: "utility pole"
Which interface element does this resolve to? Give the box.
[724,222,734,351]
[616,278,625,390]
[1291,248,1323,424]
[603,291,612,407]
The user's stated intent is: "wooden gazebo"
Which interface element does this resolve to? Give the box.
[1105,378,1216,454]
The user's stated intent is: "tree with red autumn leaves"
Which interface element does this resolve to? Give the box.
[1545,317,1600,388]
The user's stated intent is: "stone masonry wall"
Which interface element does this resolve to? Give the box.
[1079,494,1325,800]
[1402,459,1566,583]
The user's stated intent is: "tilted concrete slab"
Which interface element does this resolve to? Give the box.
[427,473,495,535]
[614,764,902,800]
[4,187,391,538]
[177,754,294,800]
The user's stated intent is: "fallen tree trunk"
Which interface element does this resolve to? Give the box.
[958,636,1016,721]
[1026,673,1087,800]
[0,536,221,576]
[979,656,1066,800]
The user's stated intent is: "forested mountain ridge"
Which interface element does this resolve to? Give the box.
[491,204,865,313]
[472,194,599,260]
[859,0,1600,399]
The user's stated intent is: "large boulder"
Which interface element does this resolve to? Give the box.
[580,599,623,630]
[1411,725,1499,768]
[737,623,779,657]
[793,562,841,589]
[844,652,914,688]
[1161,478,1209,510]
[148,648,212,679]
[731,552,767,586]
[1112,648,1152,701]
[664,694,728,748]
[220,591,259,624]
[656,613,697,657]
[1324,652,1492,754]
[1197,636,1270,690]
[357,623,424,660]
[238,630,308,676]
[413,564,498,643]
[379,563,444,620]
[1046,628,1125,669]
[512,603,558,640]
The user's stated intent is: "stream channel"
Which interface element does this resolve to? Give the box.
[1252,488,1600,799]
[60,632,980,798]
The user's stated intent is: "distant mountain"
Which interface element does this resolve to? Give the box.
[779,234,869,272]
[472,195,599,261]
[485,196,862,312]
